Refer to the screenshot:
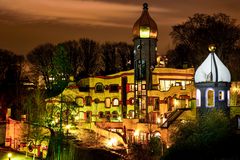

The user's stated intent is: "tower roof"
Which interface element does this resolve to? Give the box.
[132,3,158,39]
[194,52,231,83]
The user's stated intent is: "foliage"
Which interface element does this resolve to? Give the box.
[162,110,240,160]
[167,13,240,79]
[129,137,163,160]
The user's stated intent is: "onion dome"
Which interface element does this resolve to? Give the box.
[194,45,231,83]
[132,3,158,39]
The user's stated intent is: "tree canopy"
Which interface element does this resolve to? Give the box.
[167,13,240,80]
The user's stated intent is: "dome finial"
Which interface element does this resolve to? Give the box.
[208,44,216,53]
[143,3,148,10]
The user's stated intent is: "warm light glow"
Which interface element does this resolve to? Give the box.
[208,44,216,52]
[117,116,121,121]
[66,124,71,130]
[75,116,79,121]
[8,153,12,158]
[157,117,161,124]
[140,26,150,38]
[106,138,117,147]
[134,129,139,137]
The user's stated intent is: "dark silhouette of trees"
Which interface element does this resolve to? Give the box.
[167,13,240,80]
[0,49,25,120]
[102,42,134,75]
[27,43,55,92]
[162,110,240,160]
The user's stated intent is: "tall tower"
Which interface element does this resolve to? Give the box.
[132,3,158,121]
[194,45,231,116]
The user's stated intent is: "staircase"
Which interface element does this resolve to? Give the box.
[161,108,190,128]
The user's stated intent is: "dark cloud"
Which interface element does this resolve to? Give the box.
[0,0,239,55]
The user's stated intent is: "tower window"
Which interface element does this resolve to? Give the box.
[218,90,224,101]
[196,89,201,107]
[227,90,230,106]
[206,88,214,107]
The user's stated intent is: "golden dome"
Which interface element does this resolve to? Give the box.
[208,44,216,52]
[132,3,158,40]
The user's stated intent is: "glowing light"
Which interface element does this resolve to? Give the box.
[208,44,216,52]
[140,26,150,38]
[8,153,12,158]
[75,116,79,121]
[157,117,161,124]
[66,124,71,130]
[106,138,117,147]
[134,130,139,137]
[117,116,121,121]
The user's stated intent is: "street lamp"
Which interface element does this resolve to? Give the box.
[8,153,12,160]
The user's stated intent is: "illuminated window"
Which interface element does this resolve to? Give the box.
[95,82,104,93]
[99,111,104,118]
[109,84,119,92]
[105,98,111,108]
[113,98,119,106]
[206,88,214,107]
[85,96,92,106]
[76,97,84,107]
[79,112,85,120]
[181,81,186,90]
[219,90,224,101]
[140,26,150,38]
[196,89,201,107]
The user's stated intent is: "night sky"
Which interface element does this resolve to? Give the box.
[0,0,239,55]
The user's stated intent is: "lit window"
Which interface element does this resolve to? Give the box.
[219,90,224,101]
[79,112,85,119]
[181,81,186,90]
[206,88,214,107]
[109,84,119,93]
[113,98,119,106]
[95,82,104,93]
[227,90,230,106]
[140,26,150,38]
[105,98,111,108]
[85,96,92,106]
[76,97,84,107]
[196,89,201,107]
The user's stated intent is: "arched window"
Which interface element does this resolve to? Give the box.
[206,88,214,107]
[112,98,119,106]
[105,98,111,108]
[196,89,201,107]
[95,82,104,93]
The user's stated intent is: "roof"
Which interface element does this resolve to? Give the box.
[195,53,231,83]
